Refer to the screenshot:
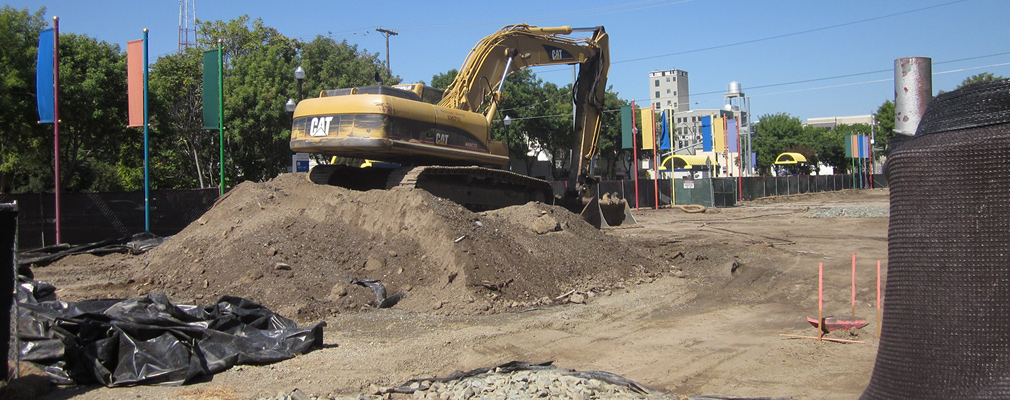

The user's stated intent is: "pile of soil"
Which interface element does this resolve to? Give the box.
[46,174,659,323]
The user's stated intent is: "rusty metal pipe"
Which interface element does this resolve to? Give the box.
[894,57,932,136]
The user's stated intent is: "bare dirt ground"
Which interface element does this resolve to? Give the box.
[26,175,890,400]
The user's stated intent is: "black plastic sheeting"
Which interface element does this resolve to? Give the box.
[19,232,167,267]
[15,279,325,387]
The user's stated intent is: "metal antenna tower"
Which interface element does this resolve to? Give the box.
[178,0,196,53]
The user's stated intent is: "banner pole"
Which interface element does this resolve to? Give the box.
[52,16,61,244]
[651,105,658,210]
[217,39,225,196]
[631,101,639,210]
[668,111,675,206]
[736,118,743,200]
[143,29,150,232]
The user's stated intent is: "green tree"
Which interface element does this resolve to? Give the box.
[956,72,1005,90]
[1,7,139,193]
[489,69,562,176]
[197,16,296,183]
[752,113,802,174]
[0,6,49,193]
[872,100,895,155]
[299,35,397,97]
[57,33,133,192]
[149,49,216,189]
[430,69,457,90]
[825,123,872,173]
[594,88,630,179]
[189,17,398,184]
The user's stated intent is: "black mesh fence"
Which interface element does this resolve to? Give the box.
[563,172,884,208]
[860,79,1010,399]
[0,189,218,250]
[1,203,15,382]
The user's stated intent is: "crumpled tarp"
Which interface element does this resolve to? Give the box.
[15,279,326,387]
[18,232,167,267]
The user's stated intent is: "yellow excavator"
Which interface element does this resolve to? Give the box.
[289,24,634,227]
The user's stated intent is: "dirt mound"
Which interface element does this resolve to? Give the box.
[76,173,660,322]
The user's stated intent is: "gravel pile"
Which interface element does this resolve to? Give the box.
[260,367,667,400]
[809,205,889,218]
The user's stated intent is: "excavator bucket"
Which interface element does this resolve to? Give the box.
[578,194,637,228]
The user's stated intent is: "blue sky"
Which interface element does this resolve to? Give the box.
[9,0,1009,121]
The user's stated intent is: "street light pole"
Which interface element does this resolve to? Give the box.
[294,66,305,101]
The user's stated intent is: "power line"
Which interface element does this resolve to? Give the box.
[615,0,969,65]
[690,51,1010,96]
[503,61,1010,122]
[645,61,1010,106]
[531,0,971,78]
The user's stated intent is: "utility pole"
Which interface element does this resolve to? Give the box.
[375,26,398,73]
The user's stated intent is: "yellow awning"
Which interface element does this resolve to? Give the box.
[774,152,808,165]
[660,155,719,170]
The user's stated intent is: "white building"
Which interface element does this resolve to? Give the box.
[649,69,689,112]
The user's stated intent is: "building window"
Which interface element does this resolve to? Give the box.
[673,91,677,96]
[666,89,671,94]
[667,100,672,105]
[655,91,660,98]
[666,77,670,82]
[671,76,676,81]
[655,102,661,109]
[654,80,660,87]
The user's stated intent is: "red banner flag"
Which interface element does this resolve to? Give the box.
[127,39,144,127]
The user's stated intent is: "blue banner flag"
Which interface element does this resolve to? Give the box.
[701,116,712,152]
[36,29,55,123]
[727,119,738,153]
[659,110,671,150]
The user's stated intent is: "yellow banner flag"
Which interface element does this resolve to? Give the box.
[713,117,725,152]
[641,108,655,150]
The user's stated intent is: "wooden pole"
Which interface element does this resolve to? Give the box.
[852,253,856,317]
[877,260,882,337]
[818,262,824,341]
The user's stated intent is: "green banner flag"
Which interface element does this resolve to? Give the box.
[202,49,220,129]
[844,135,853,158]
[621,105,633,149]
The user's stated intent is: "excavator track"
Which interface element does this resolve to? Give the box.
[308,164,554,211]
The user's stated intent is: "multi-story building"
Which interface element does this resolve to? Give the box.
[649,69,689,112]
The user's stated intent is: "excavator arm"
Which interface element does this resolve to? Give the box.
[438,25,629,227]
